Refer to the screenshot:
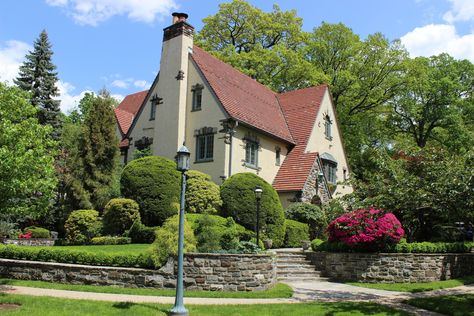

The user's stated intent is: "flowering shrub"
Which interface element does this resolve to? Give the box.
[18,231,32,239]
[327,208,404,251]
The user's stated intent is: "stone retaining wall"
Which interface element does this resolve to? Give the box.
[307,252,474,282]
[0,253,276,291]
[1,239,55,246]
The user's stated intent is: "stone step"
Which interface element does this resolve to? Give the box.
[276,263,316,269]
[276,268,319,274]
[276,259,312,265]
[277,276,327,282]
[277,270,320,276]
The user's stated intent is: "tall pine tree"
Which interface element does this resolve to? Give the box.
[64,92,119,212]
[15,30,62,140]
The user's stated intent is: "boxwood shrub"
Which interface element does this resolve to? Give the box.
[24,226,50,239]
[102,198,140,236]
[186,170,222,214]
[311,238,474,253]
[124,220,157,244]
[64,210,102,245]
[285,203,327,239]
[121,156,180,226]
[284,219,310,248]
[90,236,131,245]
[0,245,153,268]
[220,173,285,247]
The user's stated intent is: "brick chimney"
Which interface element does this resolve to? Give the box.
[164,12,194,42]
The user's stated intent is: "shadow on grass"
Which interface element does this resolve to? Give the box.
[111,301,171,315]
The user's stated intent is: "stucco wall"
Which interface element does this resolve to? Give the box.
[305,91,352,197]
[0,253,276,292]
[307,252,474,283]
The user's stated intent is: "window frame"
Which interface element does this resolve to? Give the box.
[195,127,216,163]
[324,114,333,140]
[245,140,259,168]
[191,83,204,112]
[323,160,337,184]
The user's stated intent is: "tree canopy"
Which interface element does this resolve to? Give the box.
[0,83,57,219]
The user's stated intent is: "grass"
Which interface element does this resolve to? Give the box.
[0,279,293,299]
[405,294,474,315]
[347,275,474,293]
[0,294,411,316]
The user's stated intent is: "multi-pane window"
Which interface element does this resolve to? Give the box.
[323,161,337,184]
[324,114,332,140]
[196,133,214,162]
[192,84,204,111]
[150,102,157,120]
[245,141,259,167]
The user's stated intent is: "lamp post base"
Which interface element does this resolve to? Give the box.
[169,306,189,316]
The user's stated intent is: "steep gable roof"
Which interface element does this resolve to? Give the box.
[114,90,148,136]
[191,45,294,144]
[273,86,327,191]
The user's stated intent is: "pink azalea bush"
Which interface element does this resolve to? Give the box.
[327,208,404,251]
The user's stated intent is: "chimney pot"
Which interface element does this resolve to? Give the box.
[172,12,188,24]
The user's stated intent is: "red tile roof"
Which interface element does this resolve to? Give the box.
[273,86,327,191]
[114,90,148,136]
[191,45,294,144]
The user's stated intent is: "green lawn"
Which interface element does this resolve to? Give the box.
[0,294,411,316]
[347,275,474,293]
[0,279,293,299]
[405,294,474,315]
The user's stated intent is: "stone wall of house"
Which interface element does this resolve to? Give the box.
[307,252,474,283]
[1,239,55,246]
[0,253,276,291]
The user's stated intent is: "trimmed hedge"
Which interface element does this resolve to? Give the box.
[284,220,309,248]
[311,238,474,253]
[24,227,50,239]
[285,203,327,239]
[186,170,222,214]
[0,245,153,268]
[124,220,157,244]
[102,198,140,236]
[64,210,102,245]
[220,173,285,247]
[90,236,131,245]
[121,156,180,226]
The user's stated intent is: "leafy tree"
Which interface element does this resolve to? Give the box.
[14,30,62,140]
[0,83,57,219]
[388,54,474,150]
[64,93,119,211]
[196,0,320,91]
[66,92,95,124]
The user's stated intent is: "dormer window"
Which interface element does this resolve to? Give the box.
[324,114,332,140]
[191,83,204,111]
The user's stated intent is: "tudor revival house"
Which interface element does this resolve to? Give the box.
[115,13,352,208]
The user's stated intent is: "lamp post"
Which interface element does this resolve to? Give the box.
[170,145,190,316]
[254,186,263,247]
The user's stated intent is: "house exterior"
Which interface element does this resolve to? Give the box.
[115,13,352,208]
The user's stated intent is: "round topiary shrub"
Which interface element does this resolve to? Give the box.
[64,210,102,245]
[120,156,180,226]
[24,226,50,239]
[327,208,405,251]
[220,172,285,247]
[151,215,197,268]
[285,203,327,239]
[102,198,141,236]
[284,219,310,248]
[185,170,222,214]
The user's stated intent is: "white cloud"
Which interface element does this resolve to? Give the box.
[111,79,130,89]
[443,0,474,23]
[56,80,93,113]
[133,80,148,89]
[400,24,474,62]
[0,40,31,84]
[45,0,178,26]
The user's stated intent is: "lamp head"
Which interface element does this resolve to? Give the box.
[254,186,263,199]
[176,145,190,172]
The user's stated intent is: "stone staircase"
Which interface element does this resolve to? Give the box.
[274,249,325,282]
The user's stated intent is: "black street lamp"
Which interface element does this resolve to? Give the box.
[170,145,190,316]
[254,186,263,248]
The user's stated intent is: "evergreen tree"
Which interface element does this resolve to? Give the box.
[15,30,62,140]
[64,92,119,211]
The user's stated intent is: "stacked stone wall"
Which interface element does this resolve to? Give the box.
[307,252,474,282]
[0,253,276,291]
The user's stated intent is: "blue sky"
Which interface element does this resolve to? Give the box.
[1,0,473,113]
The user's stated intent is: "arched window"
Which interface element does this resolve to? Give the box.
[320,152,337,184]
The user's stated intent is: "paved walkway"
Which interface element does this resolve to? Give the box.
[2,282,474,315]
